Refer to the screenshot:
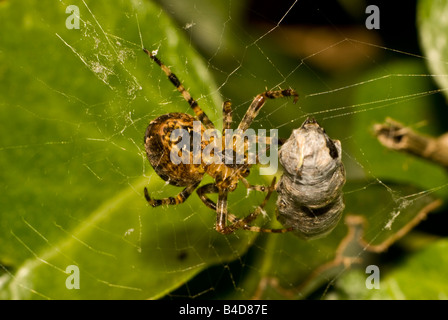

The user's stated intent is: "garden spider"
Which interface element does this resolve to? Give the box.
[143,48,297,234]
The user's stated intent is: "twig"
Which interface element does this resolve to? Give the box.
[374,117,448,170]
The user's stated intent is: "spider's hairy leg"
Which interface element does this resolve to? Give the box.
[196,183,219,211]
[143,48,215,129]
[240,223,293,234]
[240,176,269,192]
[197,179,292,234]
[198,183,255,233]
[228,177,281,229]
[232,178,293,234]
[252,135,288,166]
[197,182,265,223]
[144,181,200,207]
[216,188,231,234]
[254,135,273,162]
[237,89,299,132]
[224,135,280,168]
[254,136,286,146]
[222,100,232,134]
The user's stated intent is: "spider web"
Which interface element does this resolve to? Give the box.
[2,0,448,300]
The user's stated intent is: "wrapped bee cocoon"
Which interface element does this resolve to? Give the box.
[276,118,346,240]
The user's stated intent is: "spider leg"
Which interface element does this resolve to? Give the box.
[144,181,200,207]
[216,188,231,234]
[222,100,232,133]
[197,179,292,234]
[143,48,215,129]
[231,177,293,233]
[238,89,299,132]
[197,183,255,225]
[240,223,293,234]
[226,177,293,233]
[240,176,269,192]
[252,135,287,167]
[196,183,219,211]
[197,183,258,233]
[255,136,286,146]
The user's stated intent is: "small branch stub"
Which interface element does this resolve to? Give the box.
[374,117,448,170]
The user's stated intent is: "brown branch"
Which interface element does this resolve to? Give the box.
[374,117,448,170]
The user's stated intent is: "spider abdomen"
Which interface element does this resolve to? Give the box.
[144,112,207,187]
[276,118,346,240]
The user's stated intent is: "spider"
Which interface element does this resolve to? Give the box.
[143,48,298,234]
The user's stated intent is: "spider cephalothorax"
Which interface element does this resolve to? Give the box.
[143,48,298,234]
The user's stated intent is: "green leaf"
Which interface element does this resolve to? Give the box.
[418,0,448,100]
[0,0,257,299]
[332,239,448,300]
[374,239,448,299]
